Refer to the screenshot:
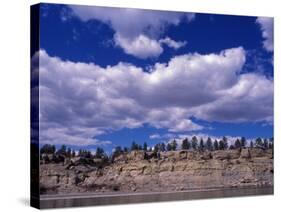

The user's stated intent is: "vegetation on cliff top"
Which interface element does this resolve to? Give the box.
[40,136,273,163]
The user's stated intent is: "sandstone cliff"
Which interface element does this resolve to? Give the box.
[40,148,273,195]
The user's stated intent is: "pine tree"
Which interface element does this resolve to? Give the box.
[241,137,246,148]
[269,142,273,149]
[220,136,228,150]
[131,141,138,151]
[214,139,219,150]
[191,136,198,150]
[51,145,56,154]
[71,150,76,157]
[114,146,123,155]
[269,137,274,149]
[206,137,213,151]
[154,143,160,152]
[219,140,224,150]
[40,144,56,154]
[166,143,172,151]
[199,138,205,151]
[85,150,92,158]
[143,142,148,151]
[160,143,166,152]
[263,138,269,149]
[57,144,67,155]
[171,139,177,151]
[234,139,241,149]
[181,138,190,150]
[255,137,263,147]
[250,141,254,148]
[95,147,104,158]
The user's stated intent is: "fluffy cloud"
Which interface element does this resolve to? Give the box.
[114,34,188,58]
[40,126,111,146]
[69,5,192,58]
[194,73,273,122]
[149,134,162,139]
[69,6,194,38]
[114,33,163,59]
[150,133,176,140]
[36,47,273,146]
[159,37,187,49]
[256,17,274,52]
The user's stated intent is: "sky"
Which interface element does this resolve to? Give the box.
[35,3,274,152]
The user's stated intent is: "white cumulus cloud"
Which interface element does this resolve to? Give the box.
[159,37,187,49]
[114,33,163,59]
[256,17,274,52]
[69,5,194,58]
[35,47,273,146]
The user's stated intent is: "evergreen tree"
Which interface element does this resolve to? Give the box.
[85,150,92,158]
[71,150,76,157]
[51,145,56,154]
[191,136,198,150]
[250,141,254,148]
[219,140,224,150]
[131,141,138,151]
[143,142,148,151]
[181,138,190,150]
[199,138,205,151]
[206,137,213,151]
[114,146,123,155]
[269,137,274,149]
[214,139,219,150]
[78,149,93,158]
[229,145,235,150]
[223,136,228,150]
[154,143,160,152]
[255,137,263,147]
[57,144,67,155]
[234,139,241,149]
[171,139,177,151]
[95,147,104,158]
[269,142,273,149]
[40,144,56,154]
[263,138,269,149]
[166,143,172,151]
[241,137,246,148]
[160,143,166,152]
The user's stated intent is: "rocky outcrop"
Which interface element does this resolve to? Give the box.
[40,148,273,194]
[212,149,240,160]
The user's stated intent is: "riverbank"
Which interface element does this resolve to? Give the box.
[40,148,273,195]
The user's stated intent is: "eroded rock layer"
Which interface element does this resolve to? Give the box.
[40,148,273,194]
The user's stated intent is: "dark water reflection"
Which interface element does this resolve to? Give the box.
[40,186,273,209]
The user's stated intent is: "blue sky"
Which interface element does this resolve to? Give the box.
[36,3,273,152]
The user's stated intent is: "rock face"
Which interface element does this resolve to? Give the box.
[40,148,273,195]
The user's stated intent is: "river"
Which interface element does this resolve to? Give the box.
[39,186,273,209]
